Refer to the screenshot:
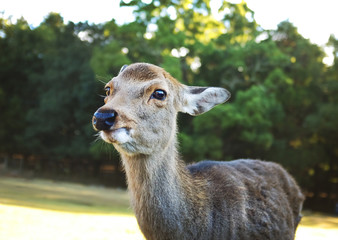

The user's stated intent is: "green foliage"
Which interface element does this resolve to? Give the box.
[187,85,284,160]
[0,17,42,154]
[23,16,97,159]
[91,41,131,78]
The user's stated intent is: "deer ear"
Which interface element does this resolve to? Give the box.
[119,64,128,74]
[180,86,230,116]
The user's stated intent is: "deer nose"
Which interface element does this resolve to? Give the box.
[92,109,117,131]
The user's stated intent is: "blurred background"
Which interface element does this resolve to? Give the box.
[0,0,338,239]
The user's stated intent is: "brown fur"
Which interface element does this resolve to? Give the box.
[120,63,160,81]
[93,63,304,240]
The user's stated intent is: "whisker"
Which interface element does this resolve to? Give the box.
[95,75,112,85]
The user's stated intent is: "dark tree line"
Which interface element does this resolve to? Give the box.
[0,0,337,212]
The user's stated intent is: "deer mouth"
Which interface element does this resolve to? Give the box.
[101,128,140,154]
[101,128,133,145]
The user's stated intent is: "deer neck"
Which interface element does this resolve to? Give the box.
[121,139,187,209]
[120,138,208,237]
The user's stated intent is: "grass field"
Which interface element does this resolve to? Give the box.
[0,176,337,240]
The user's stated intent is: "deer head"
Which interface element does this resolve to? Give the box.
[92,63,230,156]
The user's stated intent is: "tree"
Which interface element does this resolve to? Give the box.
[24,14,97,161]
[265,21,326,179]
[301,35,338,199]
[0,17,42,156]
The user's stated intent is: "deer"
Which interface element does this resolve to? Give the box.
[92,63,304,240]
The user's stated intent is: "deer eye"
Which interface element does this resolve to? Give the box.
[104,87,110,96]
[151,89,166,101]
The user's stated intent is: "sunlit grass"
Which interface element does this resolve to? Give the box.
[0,177,337,240]
[0,176,144,240]
[0,204,145,240]
[295,211,338,240]
[0,177,132,214]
